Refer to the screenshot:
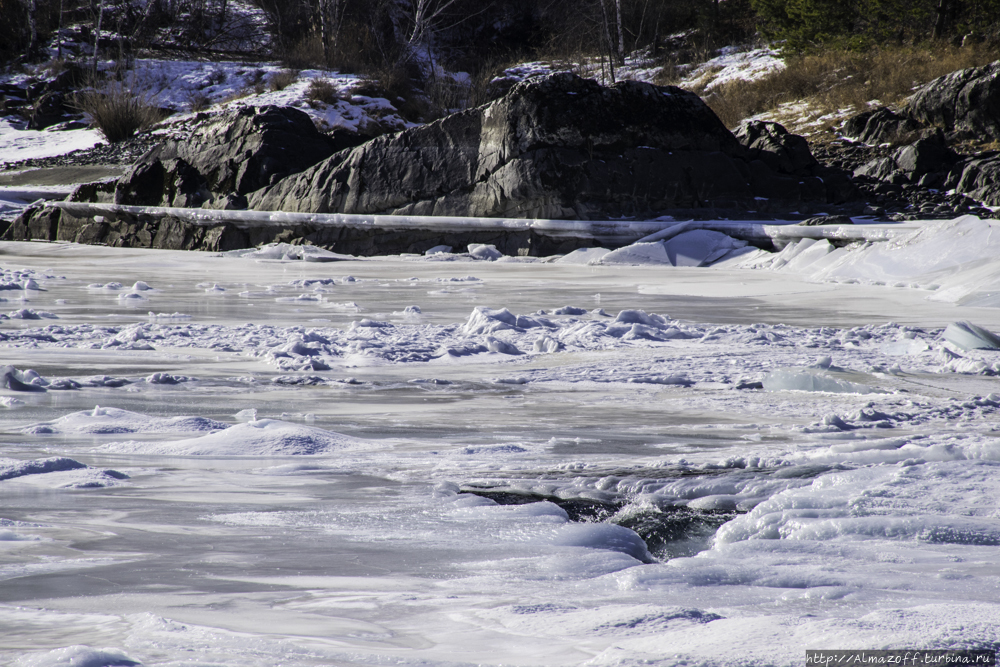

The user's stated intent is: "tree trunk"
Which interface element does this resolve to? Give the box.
[57,0,64,59]
[598,0,616,83]
[933,0,950,39]
[615,0,625,63]
[93,0,105,78]
[27,0,38,57]
[320,0,329,64]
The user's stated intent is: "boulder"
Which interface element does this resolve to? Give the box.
[909,61,1000,139]
[733,120,817,174]
[842,107,919,145]
[893,132,957,180]
[953,155,1000,206]
[26,91,75,130]
[249,73,855,219]
[115,105,338,208]
[853,133,957,186]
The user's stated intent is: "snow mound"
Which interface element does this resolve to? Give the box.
[594,242,670,266]
[102,419,368,456]
[23,406,228,435]
[0,456,129,489]
[0,456,86,480]
[15,645,140,667]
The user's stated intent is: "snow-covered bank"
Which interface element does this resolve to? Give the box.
[724,215,1000,307]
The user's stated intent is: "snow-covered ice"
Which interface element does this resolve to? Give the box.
[3,232,1000,666]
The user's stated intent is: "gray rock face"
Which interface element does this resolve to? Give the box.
[853,133,958,187]
[842,107,919,145]
[953,156,1000,206]
[909,62,1000,139]
[114,105,337,208]
[250,73,853,219]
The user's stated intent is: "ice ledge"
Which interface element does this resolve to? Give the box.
[49,202,915,246]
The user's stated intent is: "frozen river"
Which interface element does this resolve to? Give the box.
[2,236,1000,667]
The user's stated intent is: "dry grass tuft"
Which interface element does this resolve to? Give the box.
[305,77,341,106]
[74,78,168,143]
[685,44,1000,129]
[268,69,299,92]
[186,90,212,112]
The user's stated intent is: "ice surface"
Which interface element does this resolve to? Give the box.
[3,240,1000,666]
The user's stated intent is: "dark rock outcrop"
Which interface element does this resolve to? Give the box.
[841,107,919,145]
[114,105,338,208]
[734,120,817,174]
[909,61,1000,140]
[950,154,1000,206]
[853,132,959,187]
[250,73,856,219]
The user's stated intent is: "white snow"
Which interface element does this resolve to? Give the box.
[0,117,103,168]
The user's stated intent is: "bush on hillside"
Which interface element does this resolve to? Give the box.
[74,78,167,143]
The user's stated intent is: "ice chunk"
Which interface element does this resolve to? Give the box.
[664,230,748,267]
[468,243,503,261]
[533,335,562,353]
[762,368,883,394]
[235,408,258,422]
[614,310,668,327]
[8,308,57,319]
[486,336,522,355]
[463,307,518,335]
[425,245,452,255]
[943,321,1000,351]
[547,523,654,563]
[1,366,47,392]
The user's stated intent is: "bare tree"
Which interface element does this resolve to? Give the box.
[404,0,466,49]
[318,0,346,65]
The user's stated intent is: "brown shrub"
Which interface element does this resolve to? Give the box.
[305,77,340,105]
[74,78,168,143]
[269,69,299,92]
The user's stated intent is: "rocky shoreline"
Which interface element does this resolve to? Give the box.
[5,64,1000,255]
